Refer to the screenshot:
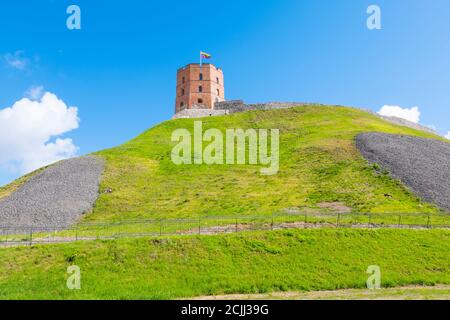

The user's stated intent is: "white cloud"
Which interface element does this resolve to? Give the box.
[377,105,421,123]
[25,85,45,100]
[0,92,80,175]
[445,132,450,140]
[3,51,30,70]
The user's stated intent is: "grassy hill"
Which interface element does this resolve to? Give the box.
[0,105,449,300]
[2,105,445,221]
[87,105,443,224]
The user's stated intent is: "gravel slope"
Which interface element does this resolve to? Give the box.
[0,156,104,231]
[356,133,450,212]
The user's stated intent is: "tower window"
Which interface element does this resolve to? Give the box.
[199,73,203,80]
[180,102,184,108]
[216,77,219,84]
[198,99,203,104]
[199,86,203,92]
[217,89,220,96]
[182,77,185,84]
[181,88,185,96]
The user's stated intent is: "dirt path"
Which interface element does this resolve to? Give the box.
[191,285,450,300]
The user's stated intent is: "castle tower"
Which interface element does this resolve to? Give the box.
[175,63,225,113]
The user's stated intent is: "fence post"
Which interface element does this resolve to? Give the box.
[427,215,431,229]
[336,213,340,228]
[159,219,162,236]
[235,216,238,233]
[29,228,33,246]
[368,213,372,228]
[398,215,402,228]
[198,217,201,235]
[271,213,274,230]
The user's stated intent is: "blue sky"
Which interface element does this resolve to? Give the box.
[1,0,450,185]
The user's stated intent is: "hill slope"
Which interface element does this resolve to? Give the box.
[84,105,444,224]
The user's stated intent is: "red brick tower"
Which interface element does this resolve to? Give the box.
[175,63,225,113]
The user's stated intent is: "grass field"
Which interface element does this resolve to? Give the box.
[0,228,448,299]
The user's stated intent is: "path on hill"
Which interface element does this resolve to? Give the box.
[356,133,450,212]
[190,285,450,300]
[0,156,104,232]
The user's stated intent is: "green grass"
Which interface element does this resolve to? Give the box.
[1,105,449,300]
[0,228,448,299]
[86,105,445,224]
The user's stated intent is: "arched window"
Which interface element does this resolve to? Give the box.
[217,89,220,96]
[180,102,184,108]
[199,86,203,93]
[181,88,185,96]
[199,73,203,80]
[216,77,219,84]
[198,98,203,104]
[182,77,185,84]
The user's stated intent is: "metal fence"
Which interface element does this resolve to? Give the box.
[0,212,449,247]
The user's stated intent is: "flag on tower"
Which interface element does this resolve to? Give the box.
[200,51,212,59]
[200,51,212,67]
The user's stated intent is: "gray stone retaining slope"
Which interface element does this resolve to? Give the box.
[0,156,104,230]
[356,133,450,212]
[365,110,438,135]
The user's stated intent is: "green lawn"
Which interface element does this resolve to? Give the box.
[0,228,448,299]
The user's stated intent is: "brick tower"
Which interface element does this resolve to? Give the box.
[175,63,225,113]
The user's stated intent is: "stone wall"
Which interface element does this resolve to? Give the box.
[214,100,246,112]
[174,101,316,118]
[172,108,229,119]
[214,100,311,114]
